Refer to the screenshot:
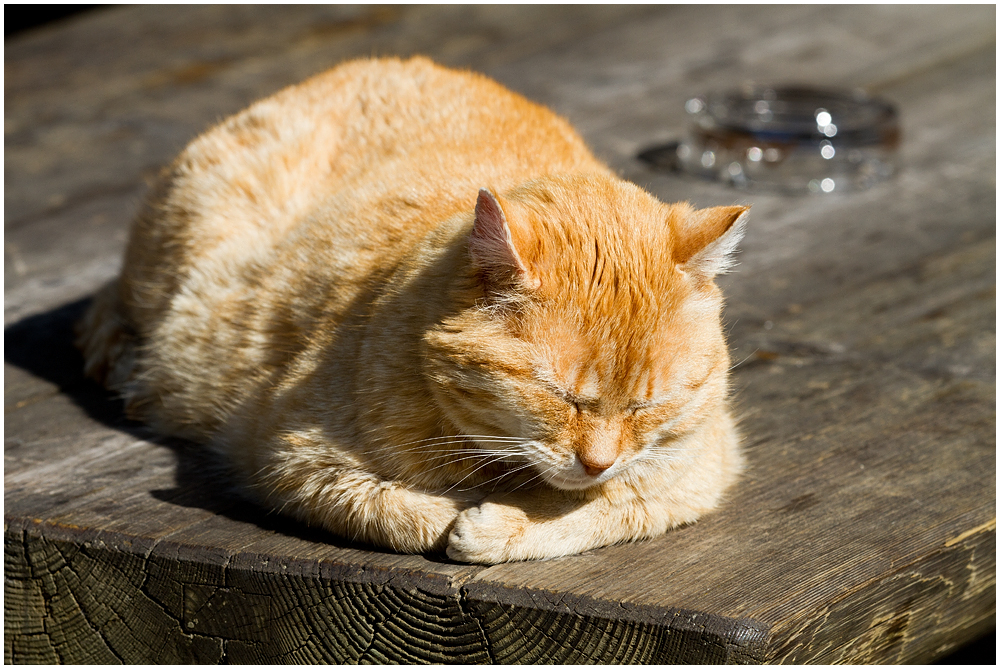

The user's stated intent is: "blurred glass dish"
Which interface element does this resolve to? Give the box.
[646,86,900,193]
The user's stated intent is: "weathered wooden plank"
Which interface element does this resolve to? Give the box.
[6,521,772,664]
[5,4,994,664]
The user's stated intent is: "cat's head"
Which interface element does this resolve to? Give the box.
[424,174,747,490]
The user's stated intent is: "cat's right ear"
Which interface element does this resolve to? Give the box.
[673,205,749,283]
[470,189,540,290]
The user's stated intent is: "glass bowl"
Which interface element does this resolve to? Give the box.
[675,85,900,193]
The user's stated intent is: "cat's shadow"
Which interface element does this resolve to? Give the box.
[4,298,415,559]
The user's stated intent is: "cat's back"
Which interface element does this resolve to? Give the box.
[165,56,603,246]
[283,56,609,252]
[124,57,606,322]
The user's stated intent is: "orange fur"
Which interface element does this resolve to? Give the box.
[76,56,749,563]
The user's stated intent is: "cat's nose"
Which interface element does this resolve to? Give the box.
[582,462,611,477]
[579,451,615,476]
[578,441,617,476]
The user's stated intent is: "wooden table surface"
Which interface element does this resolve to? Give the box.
[5,5,995,664]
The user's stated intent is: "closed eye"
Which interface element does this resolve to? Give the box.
[542,382,599,413]
[626,401,649,415]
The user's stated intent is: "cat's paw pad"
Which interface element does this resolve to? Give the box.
[446,502,523,564]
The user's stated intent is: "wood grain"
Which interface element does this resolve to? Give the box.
[5,4,994,663]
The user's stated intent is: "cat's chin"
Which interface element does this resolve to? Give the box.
[541,469,612,491]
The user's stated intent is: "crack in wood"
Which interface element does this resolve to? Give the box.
[457,586,497,664]
[945,519,996,548]
[53,543,128,663]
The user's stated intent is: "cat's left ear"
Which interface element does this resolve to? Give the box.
[674,205,749,282]
[469,189,540,290]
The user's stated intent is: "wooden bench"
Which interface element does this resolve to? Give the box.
[5,5,994,663]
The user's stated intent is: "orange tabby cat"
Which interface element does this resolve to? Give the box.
[76,56,748,563]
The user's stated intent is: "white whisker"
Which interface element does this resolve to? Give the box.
[440,450,525,493]
[729,348,760,372]
[418,447,526,476]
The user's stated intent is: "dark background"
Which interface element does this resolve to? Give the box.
[5,4,102,37]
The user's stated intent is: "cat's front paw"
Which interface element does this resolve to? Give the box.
[446,501,526,564]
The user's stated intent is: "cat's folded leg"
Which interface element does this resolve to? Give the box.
[243,431,480,553]
[446,479,713,564]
